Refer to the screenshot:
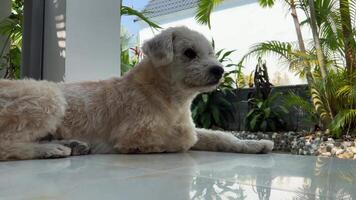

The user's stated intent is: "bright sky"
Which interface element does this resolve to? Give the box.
[121,0,150,36]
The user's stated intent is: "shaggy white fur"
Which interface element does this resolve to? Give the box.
[0,26,273,160]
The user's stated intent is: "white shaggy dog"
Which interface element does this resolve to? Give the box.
[0,27,273,160]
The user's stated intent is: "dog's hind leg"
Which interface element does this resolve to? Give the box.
[0,79,68,161]
[0,142,71,161]
[191,128,274,154]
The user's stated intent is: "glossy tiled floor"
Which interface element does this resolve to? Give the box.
[0,152,355,200]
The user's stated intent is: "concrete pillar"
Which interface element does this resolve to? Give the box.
[65,0,121,81]
[43,0,121,82]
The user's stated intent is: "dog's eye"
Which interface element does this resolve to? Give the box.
[184,48,197,59]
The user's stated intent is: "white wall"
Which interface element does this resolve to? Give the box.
[65,0,121,82]
[44,0,121,82]
[0,0,11,77]
[138,0,312,86]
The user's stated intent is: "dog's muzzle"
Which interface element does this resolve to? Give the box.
[208,66,224,84]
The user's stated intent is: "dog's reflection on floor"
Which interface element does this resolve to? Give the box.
[1,154,355,200]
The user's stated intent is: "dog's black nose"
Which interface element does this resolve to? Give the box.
[209,66,224,78]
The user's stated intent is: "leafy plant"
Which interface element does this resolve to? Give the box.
[192,89,236,129]
[285,69,356,136]
[241,0,356,136]
[195,0,222,29]
[244,59,288,131]
[120,27,141,75]
[119,4,161,75]
[0,0,23,79]
[191,44,243,129]
[314,70,356,136]
[245,92,289,131]
[284,91,319,126]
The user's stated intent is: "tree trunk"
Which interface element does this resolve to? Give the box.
[339,0,355,74]
[290,0,314,85]
[308,0,334,122]
[290,0,327,126]
[308,0,328,79]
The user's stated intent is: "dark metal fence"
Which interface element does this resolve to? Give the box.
[223,84,312,131]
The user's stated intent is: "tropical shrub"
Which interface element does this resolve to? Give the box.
[241,0,356,136]
[284,91,319,128]
[119,4,161,75]
[120,27,142,75]
[0,0,23,79]
[314,70,356,136]
[191,43,243,129]
[245,92,289,131]
[192,89,236,129]
[244,58,288,131]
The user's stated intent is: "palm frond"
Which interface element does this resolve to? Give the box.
[310,82,332,124]
[285,92,313,113]
[243,41,313,75]
[244,40,294,61]
[121,6,161,29]
[258,0,276,8]
[195,0,223,29]
[330,109,356,135]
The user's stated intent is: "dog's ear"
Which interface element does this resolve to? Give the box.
[142,30,174,67]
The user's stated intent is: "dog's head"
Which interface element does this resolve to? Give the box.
[142,26,224,93]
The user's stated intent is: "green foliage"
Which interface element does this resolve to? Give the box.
[121,6,161,30]
[258,0,276,8]
[191,46,243,129]
[285,70,356,137]
[284,91,319,125]
[243,40,319,78]
[195,0,223,29]
[121,48,132,75]
[244,59,288,132]
[192,89,236,129]
[242,0,356,136]
[318,70,356,136]
[120,5,162,75]
[120,27,140,75]
[245,92,289,131]
[0,0,23,79]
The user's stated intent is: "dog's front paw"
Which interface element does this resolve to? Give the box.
[37,144,72,159]
[259,140,274,153]
[63,140,91,156]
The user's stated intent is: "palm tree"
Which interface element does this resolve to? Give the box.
[195,0,315,85]
[307,0,328,79]
[259,0,317,90]
[194,0,356,135]
[244,0,356,134]
[307,0,334,120]
[339,0,355,74]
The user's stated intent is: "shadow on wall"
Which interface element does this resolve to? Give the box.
[43,0,66,82]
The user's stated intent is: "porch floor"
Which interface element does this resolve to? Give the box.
[0,151,355,200]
